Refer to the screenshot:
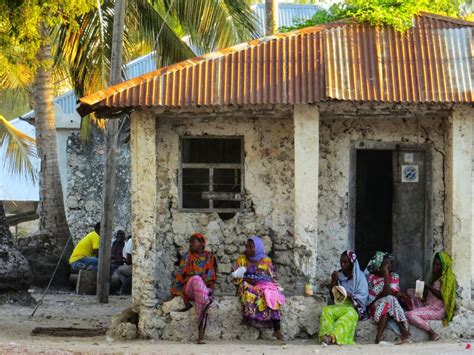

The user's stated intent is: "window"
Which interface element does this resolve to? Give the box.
[179,137,244,211]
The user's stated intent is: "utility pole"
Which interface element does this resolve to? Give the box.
[97,0,125,303]
[265,0,278,36]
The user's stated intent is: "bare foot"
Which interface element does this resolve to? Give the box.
[273,330,284,341]
[323,334,335,345]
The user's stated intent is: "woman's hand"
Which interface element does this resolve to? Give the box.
[331,271,339,282]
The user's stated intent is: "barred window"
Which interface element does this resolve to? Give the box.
[179,137,244,212]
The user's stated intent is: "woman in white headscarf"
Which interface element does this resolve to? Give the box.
[319,250,369,345]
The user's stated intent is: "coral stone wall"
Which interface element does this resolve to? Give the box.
[154,115,300,299]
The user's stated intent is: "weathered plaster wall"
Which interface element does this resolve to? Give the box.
[318,114,447,286]
[66,127,131,241]
[445,105,473,301]
[154,114,300,299]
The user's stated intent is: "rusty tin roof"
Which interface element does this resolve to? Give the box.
[77,13,474,116]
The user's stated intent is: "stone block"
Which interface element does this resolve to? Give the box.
[76,270,97,295]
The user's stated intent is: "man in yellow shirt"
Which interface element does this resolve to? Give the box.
[69,223,101,271]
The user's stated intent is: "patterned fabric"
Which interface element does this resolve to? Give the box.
[406,280,445,331]
[233,255,285,329]
[367,272,408,328]
[319,301,359,345]
[184,275,213,322]
[172,251,216,304]
[365,251,394,274]
[431,252,457,324]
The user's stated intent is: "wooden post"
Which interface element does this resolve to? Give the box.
[97,0,126,303]
[265,0,278,36]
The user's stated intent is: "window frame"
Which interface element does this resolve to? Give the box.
[178,136,245,212]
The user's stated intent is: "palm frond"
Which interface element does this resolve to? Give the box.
[131,0,196,68]
[165,0,259,53]
[0,115,37,183]
[0,54,34,92]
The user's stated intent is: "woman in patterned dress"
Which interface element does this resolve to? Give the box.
[233,236,286,340]
[171,233,217,344]
[366,251,411,344]
[319,250,369,345]
[406,252,457,341]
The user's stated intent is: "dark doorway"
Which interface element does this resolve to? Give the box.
[355,150,393,270]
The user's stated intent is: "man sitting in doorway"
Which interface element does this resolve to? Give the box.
[69,222,101,271]
[114,235,132,295]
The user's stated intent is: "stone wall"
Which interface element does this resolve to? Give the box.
[66,126,132,242]
[318,114,447,286]
[154,115,300,299]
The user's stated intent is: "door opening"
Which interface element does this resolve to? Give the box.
[355,150,393,270]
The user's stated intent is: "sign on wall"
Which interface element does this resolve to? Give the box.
[401,164,419,183]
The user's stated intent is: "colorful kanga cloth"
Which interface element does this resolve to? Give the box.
[432,252,457,325]
[367,272,408,328]
[233,254,286,329]
[171,250,216,305]
[319,300,360,345]
[406,280,445,332]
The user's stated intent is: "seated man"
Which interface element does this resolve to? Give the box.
[69,223,101,271]
[114,235,132,295]
[110,230,126,273]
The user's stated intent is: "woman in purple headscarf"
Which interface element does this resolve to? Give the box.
[232,236,286,340]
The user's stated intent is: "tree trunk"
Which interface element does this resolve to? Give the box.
[97,0,126,303]
[33,24,70,243]
[265,0,278,36]
[29,24,72,286]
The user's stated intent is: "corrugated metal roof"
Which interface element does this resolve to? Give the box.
[77,13,474,116]
[0,119,39,202]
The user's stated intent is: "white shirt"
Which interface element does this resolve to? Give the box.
[122,238,132,258]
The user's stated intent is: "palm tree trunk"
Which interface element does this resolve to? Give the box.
[32,24,71,245]
[265,0,278,35]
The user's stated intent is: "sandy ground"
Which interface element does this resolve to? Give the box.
[0,290,472,354]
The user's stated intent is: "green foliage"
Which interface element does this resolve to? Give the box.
[280,0,467,33]
[0,0,96,67]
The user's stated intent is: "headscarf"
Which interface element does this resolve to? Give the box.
[430,252,457,325]
[366,251,394,274]
[191,233,206,248]
[338,250,369,317]
[248,236,267,262]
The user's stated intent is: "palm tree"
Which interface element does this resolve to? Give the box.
[54,0,258,99]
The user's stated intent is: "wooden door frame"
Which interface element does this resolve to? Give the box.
[348,140,433,278]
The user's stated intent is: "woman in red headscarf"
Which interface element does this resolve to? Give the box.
[171,233,217,344]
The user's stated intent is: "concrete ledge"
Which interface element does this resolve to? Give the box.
[145,296,474,343]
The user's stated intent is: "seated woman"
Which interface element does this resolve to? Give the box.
[406,252,457,341]
[171,233,217,344]
[233,236,285,340]
[319,250,369,345]
[366,251,411,344]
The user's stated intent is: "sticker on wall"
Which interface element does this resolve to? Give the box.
[404,153,414,163]
[401,165,419,183]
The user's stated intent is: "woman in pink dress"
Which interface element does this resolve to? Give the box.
[406,252,457,341]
